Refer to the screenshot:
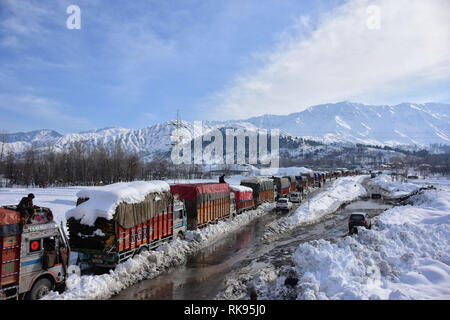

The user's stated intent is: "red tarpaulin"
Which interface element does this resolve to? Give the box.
[233,190,253,201]
[233,190,253,210]
[170,183,231,201]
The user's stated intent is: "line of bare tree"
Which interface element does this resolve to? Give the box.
[0,142,206,188]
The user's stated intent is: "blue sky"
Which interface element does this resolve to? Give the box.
[1,0,449,133]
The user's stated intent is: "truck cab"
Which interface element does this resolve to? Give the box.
[172,199,187,240]
[1,206,71,300]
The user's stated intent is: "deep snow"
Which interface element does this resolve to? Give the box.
[219,176,450,300]
[289,184,450,300]
[368,174,423,199]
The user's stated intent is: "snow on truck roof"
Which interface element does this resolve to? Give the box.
[230,185,253,193]
[65,181,170,226]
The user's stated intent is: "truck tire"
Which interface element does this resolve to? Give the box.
[29,278,53,300]
[138,246,149,254]
[177,231,185,240]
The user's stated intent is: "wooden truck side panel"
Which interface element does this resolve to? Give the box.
[171,183,231,230]
[117,205,173,253]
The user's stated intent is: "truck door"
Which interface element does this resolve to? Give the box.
[172,200,187,240]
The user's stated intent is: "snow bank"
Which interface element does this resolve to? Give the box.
[44,203,274,300]
[369,174,421,199]
[263,176,367,241]
[65,181,170,226]
[285,184,450,300]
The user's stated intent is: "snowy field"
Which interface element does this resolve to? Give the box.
[0,186,81,228]
[221,175,450,300]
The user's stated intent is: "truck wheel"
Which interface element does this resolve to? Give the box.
[138,246,149,254]
[177,231,186,240]
[29,278,53,300]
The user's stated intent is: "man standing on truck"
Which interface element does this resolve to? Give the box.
[17,193,36,223]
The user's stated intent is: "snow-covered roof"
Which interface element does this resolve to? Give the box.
[230,185,253,193]
[66,181,170,226]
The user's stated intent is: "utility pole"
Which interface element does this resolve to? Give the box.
[167,109,187,184]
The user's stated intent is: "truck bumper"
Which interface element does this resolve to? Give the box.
[78,251,119,268]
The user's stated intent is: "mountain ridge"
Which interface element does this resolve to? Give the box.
[2,102,449,160]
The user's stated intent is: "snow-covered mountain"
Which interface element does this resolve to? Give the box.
[3,129,62,143]
[2,102,449,160]
[221,102,450,146]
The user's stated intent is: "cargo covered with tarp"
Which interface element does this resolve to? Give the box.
[272,177,290,197]
[170,183,230,230]
[283,176,297,192]
[0,208,22,237]
[66,181,173,253]
[230,185,254,213]
[295,176,305,192]
[240,177,274,205]
[302,172,315,186]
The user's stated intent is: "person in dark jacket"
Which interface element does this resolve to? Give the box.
[17,193,36,222]
[219,174,225,183]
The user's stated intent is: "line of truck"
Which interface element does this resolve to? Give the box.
[0,169,359,299]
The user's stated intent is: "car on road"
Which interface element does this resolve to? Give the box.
[348,212,372,234]
[289,192,301,203]
[276,198,292,212]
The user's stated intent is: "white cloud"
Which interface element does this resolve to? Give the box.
[206,0,450,119]
[0,93,92,133]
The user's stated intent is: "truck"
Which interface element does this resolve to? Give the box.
[283,176,297,193]
[170,183,232,230]
[240,177,274,206]
[230,185,255,213]
[302,172,315,187]
[294,176,304,193]
[314,172,325,187]
[0,206,72,300]
[66,181,187,268]
[271,177,290,199]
